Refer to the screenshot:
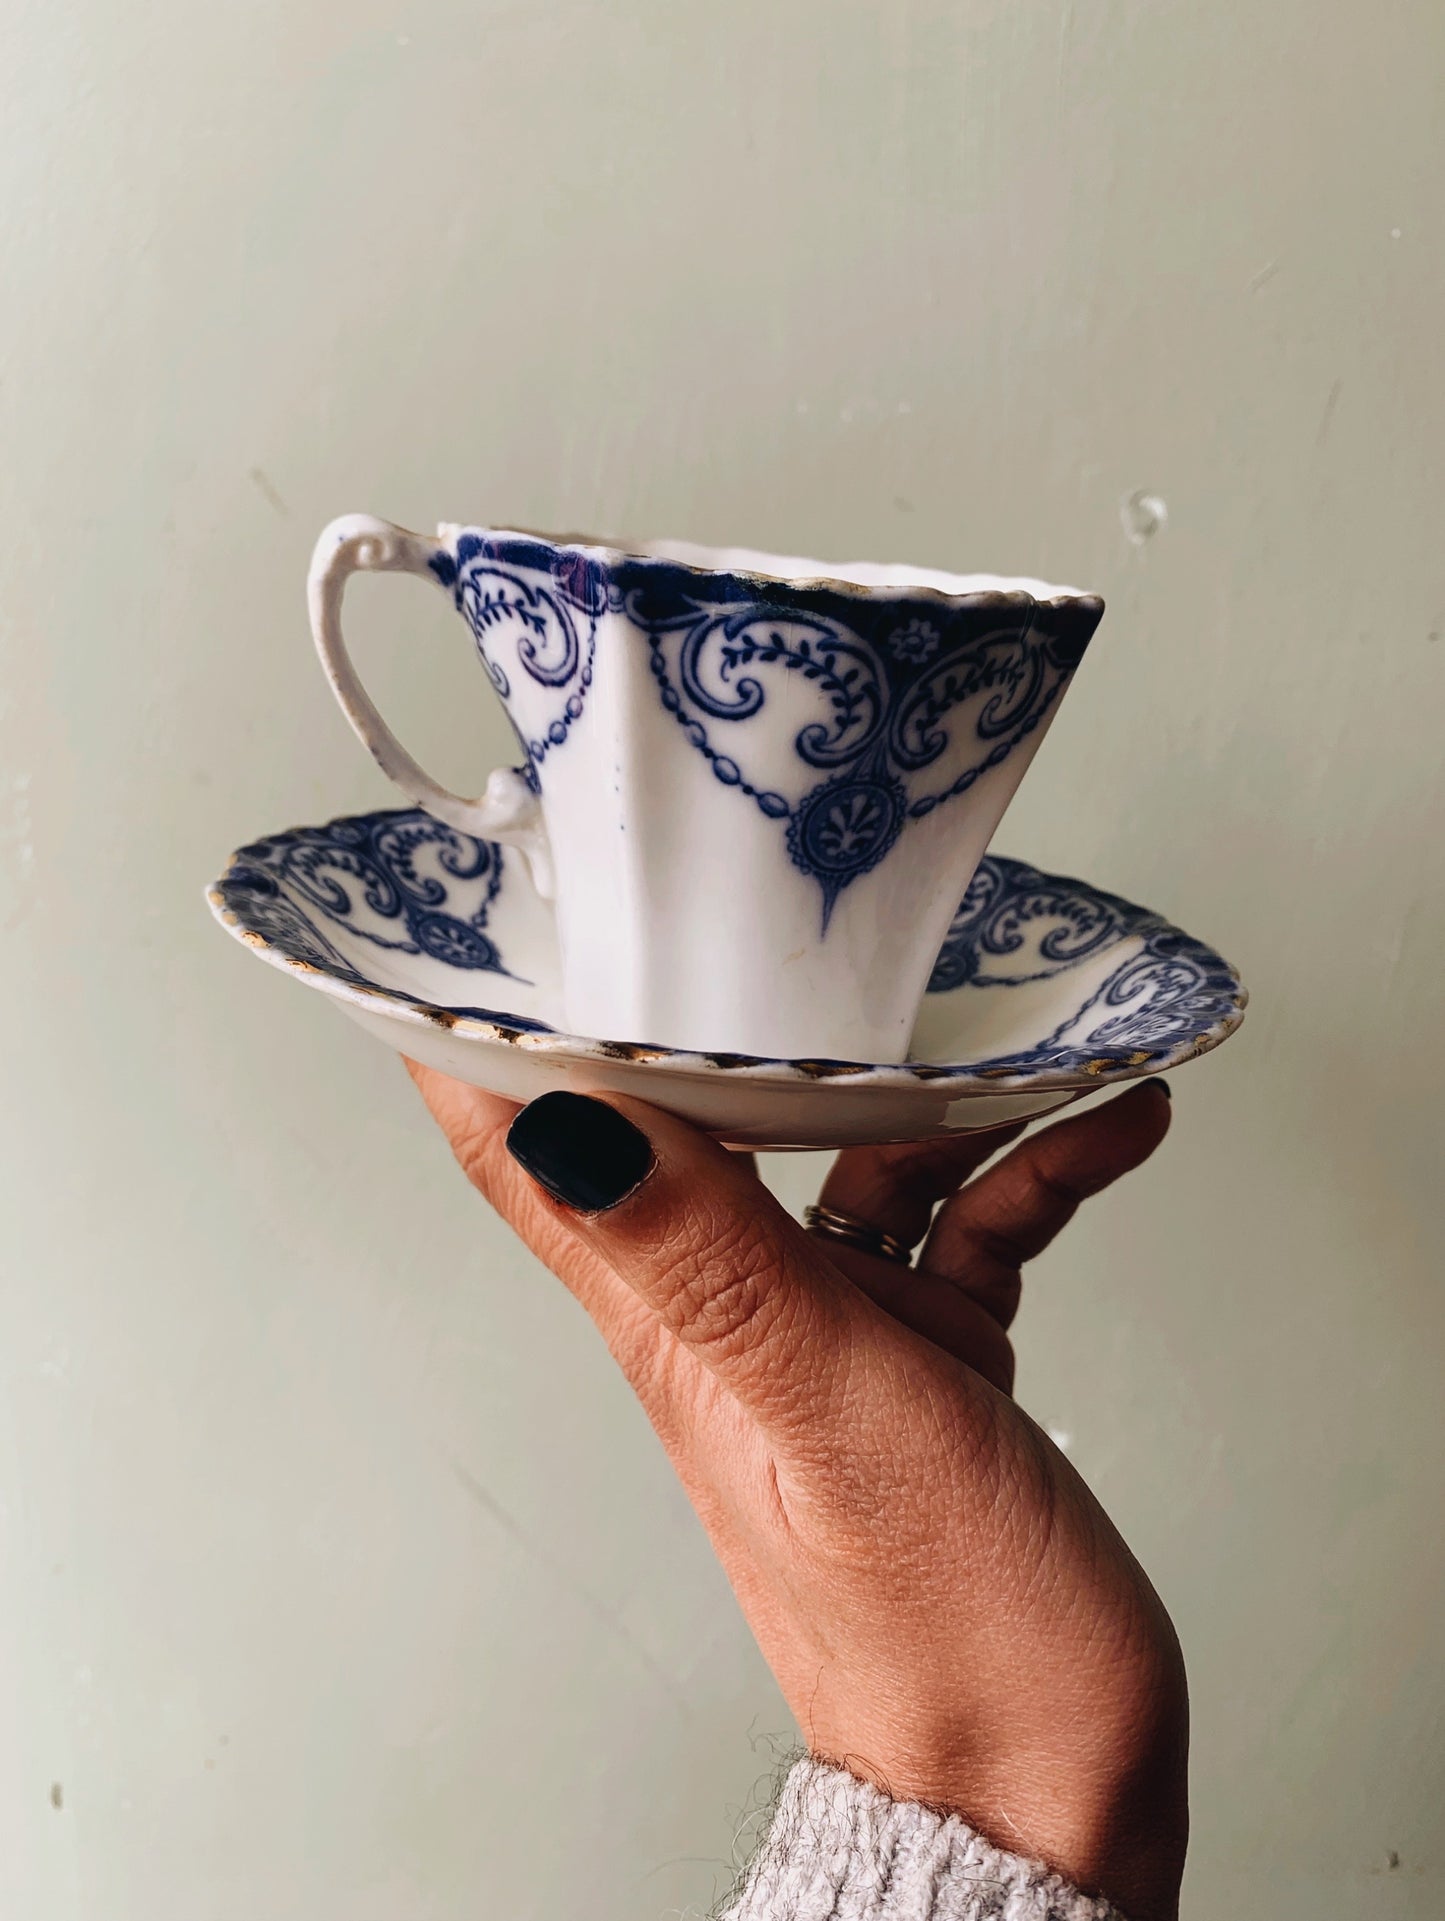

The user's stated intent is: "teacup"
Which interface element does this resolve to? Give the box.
[309,515,1103,1061]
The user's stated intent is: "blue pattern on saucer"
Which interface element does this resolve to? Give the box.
[211,807,1244,1084]
[921,855,1241,1074]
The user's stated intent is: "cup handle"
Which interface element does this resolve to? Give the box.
[308,513,555,898]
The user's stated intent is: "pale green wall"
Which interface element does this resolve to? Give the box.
[2,2,1442,1915]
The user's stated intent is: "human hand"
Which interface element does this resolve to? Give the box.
[406,1067,1188,1918]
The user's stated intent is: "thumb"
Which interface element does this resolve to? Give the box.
[497,1088,869,1438]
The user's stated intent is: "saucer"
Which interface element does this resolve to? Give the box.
[208,808,1246,1148]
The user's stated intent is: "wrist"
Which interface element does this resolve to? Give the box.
[854,1708,1188,1919]
[725,1755,1153,1921]
[964,1761,1188,1921]
[813,1646,1189,1919]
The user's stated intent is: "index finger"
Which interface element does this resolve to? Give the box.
[436,1077,883,1439]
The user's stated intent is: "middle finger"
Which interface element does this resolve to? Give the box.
[813,1123,1027,1255]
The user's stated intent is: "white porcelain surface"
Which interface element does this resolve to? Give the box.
[308,515,1105,1063]
[209,807,1245,1149]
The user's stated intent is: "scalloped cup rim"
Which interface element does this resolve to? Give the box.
[207,823,1247,1095]
[432,521,1099,611]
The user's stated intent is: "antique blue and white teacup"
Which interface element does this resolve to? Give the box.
[309,514,1103,1061]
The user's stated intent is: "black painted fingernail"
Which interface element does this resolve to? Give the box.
[1141,1076,1172,1099]
[506,1091,655,1213]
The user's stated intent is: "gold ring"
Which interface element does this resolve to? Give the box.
[803,1203,913,1267]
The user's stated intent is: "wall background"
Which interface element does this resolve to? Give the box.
[2,1,1441,1915]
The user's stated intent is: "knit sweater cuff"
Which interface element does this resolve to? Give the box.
[720,1756,1127,1921]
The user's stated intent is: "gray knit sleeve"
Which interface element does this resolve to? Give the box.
[719,1756,1127,1921]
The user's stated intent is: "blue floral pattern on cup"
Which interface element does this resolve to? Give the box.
[430,535,1098,924]
[429,540,608,793]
